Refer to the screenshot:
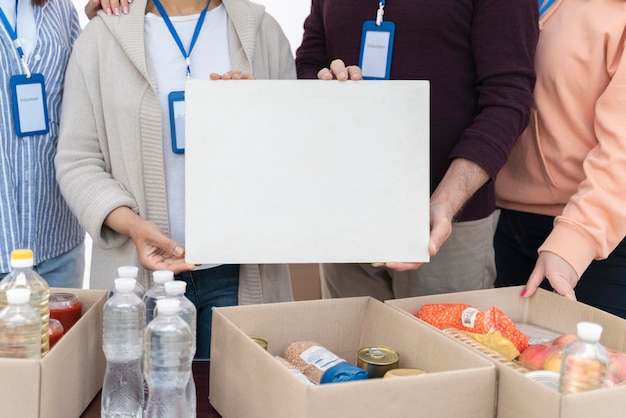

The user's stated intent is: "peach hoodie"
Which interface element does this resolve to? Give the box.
[496,0,626,277]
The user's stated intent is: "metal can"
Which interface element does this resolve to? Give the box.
[357,346,399,378]
[251,337,268,350]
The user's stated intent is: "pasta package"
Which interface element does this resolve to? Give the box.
[416,304,529,360]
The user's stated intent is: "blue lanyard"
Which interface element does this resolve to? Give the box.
[151,0,209,78]
[539,0,556,17]
[0,2,31,77]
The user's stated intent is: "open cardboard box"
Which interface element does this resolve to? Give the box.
[386,286,626,418]
[0,288,107,418]
[210,297,497,418]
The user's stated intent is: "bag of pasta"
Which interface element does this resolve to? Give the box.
[416,304,528,360]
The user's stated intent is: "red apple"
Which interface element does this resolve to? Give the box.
[543,350,563,372]
[609,352,626,384]
[551,333,577,350]
[519,343,552,370]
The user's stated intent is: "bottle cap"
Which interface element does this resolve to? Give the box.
[117,266,139,278]
[6,288,31,304]
[577,321,603,342]
[114,278,137,292]
[155,298,180,315]
[164,280,186,296]
[10,249,34,268]
[152,270,174,284]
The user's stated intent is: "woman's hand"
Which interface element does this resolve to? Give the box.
[84,0,130,19]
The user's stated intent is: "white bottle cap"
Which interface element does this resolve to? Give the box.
[156,298,180,315]
[164,280,186,296]
[114,278,137,292]
[577,321,603,342]
[6,288,31,304]
[117,266,139,278]
[152,270,174,284]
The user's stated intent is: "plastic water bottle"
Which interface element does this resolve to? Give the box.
[144,298,193,418]
[143,270,174,326]
[0,288,41,359]
[101,278,146,418]
[164,281,197,417]
[108,266,145,299]
[0,249,50,356]
[559,321,609,394]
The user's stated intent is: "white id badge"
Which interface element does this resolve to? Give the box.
[10,73,49,137]
[358,21,395,80]
[169,91,186,154]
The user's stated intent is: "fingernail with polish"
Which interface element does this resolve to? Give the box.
[520,288,527,297]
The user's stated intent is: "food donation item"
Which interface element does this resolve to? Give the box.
[383,368,426,378]
[417,304,528,360]
[49,292,82,332]
[356,346,400,378]
[284,341,368,384]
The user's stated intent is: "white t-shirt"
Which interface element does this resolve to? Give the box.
[0,0,37,60]
[144,5,230,250]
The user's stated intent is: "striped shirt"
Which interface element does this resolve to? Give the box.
[0,0,83,273]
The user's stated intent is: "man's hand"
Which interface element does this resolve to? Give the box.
[317,59,363,81]
[521,251,578,300]
[85,0,130,19]
[209,70,255,80]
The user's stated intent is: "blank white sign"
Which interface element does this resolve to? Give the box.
[184,79,430,264]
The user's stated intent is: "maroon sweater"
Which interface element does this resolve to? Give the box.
[296,0,538,221]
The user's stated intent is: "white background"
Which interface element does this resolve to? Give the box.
[71,0,311,55]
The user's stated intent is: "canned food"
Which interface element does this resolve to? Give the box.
[251,337,268,350]
[383,368,426,378]
[357,346,399,378]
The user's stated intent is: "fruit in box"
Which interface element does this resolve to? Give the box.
[542,350,563,373]
[551,333,577,350]
[518,343,551,370]
[609,351,626,384]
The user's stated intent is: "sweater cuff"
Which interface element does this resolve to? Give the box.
[538,223,597,278]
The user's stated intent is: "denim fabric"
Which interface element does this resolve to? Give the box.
[0,242,85,288]
[176,264,239,359]
[494,208,626,319]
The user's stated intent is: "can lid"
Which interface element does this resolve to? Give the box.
[153,270,174,284]
[6,288,31,304]
[358,346,399,365]
[10,249,34,267]
[164,280,186,296]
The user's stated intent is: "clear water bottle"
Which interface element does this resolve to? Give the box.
[164,281,197,417]
[0,249,50,356]
[0,288,41,359]
[108,266,145,299]
[144,298,192,418]
[559,321,609,394]
[101,278,146,418]
[143,270,174,326]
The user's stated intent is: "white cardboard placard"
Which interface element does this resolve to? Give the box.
[184,79,430,264]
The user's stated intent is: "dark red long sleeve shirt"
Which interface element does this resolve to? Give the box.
[296,0,538,221]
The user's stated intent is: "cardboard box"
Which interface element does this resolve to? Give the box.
[0,288,107,418]
[386,286,626,418]
[210,297,497,418]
